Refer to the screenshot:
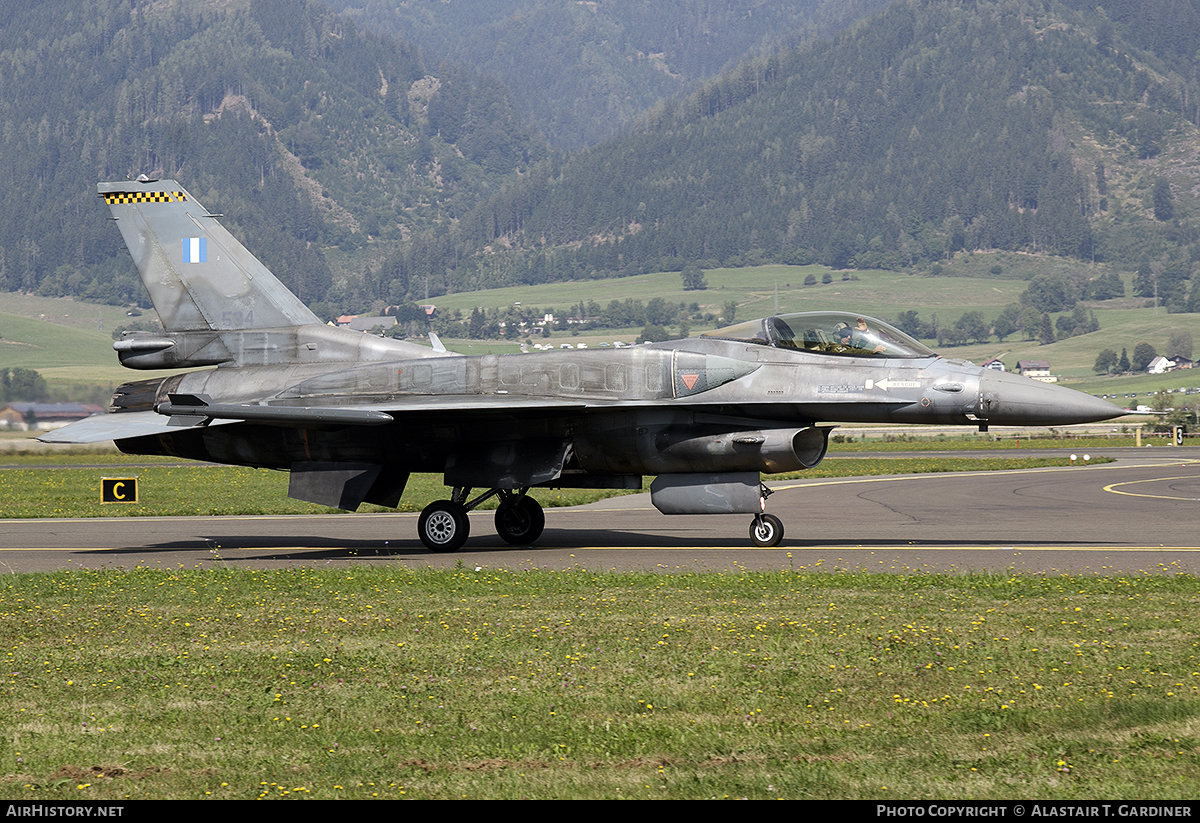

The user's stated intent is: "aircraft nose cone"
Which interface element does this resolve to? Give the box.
[979,369,1126,425]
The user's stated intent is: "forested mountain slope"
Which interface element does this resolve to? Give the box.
[401,0,1200,299]
[322,0,896,150]
[7,0,1200,319]
[0,0,546,313]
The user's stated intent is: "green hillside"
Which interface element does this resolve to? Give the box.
[0,314,115,370]
[429,265,1029,321]
[0,307,182,400]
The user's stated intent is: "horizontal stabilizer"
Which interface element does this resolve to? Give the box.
[36,410,238,444]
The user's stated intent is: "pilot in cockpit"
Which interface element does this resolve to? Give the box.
[828,318,886,354]
[830,322,856,353]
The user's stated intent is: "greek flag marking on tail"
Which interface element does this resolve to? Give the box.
[182,237,207,263]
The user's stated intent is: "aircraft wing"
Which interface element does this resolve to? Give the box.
[156,393,598,421]
[38,396,611,445]
[36,410,240,444]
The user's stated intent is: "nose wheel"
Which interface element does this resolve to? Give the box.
[748,483,784,547]
[750,513,784,547]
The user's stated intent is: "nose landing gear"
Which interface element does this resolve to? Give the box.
[748,484,784,547]
[750,512,784,547]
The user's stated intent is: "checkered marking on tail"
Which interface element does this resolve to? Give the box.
[102,191,187,204]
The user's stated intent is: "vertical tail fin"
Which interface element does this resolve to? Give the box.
[100,179,321,332]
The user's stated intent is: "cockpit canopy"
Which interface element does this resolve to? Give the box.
[701,312,937,359]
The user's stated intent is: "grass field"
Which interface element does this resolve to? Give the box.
[0,566,1196,799]
[0,444,1192,800]
[429,265,1031,322]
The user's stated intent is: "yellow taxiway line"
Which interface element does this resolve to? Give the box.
[1103,476,1200,502]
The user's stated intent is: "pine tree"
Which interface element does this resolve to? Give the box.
[1152,178,1174,222]
[1038,313,1055,345]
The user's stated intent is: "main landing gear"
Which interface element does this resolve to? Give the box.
[748,483,784,548]
[417,482,782,551]
[417,488,545,553]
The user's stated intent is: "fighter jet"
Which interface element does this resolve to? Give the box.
[42,178,1128,551]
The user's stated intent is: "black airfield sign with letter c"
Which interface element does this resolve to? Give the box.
[101,477,138,503]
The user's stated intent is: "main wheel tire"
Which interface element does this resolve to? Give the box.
[749,513,784,547]
[418,500,470,552]
[494,496,545,545]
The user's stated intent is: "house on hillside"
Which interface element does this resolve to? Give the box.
[982,358,1007,372]
[1015,360,1057,383]
[1147,355,1172,374]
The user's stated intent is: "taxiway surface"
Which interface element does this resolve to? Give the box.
[2,450,1198,574]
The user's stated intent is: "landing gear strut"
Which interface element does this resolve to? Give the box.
[748,483,784,547]
[417,487,544,552]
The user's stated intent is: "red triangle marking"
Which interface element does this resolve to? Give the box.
[680,373,699,390]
